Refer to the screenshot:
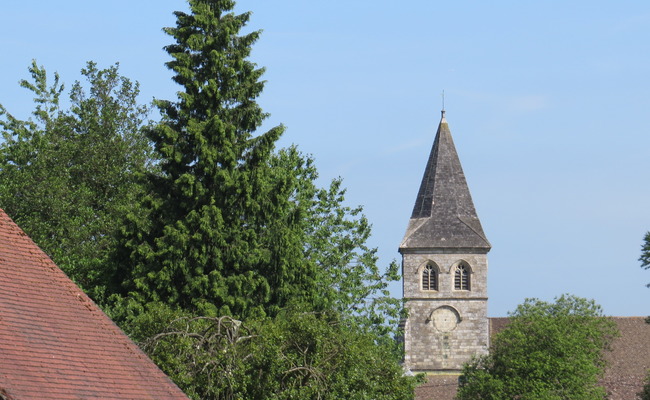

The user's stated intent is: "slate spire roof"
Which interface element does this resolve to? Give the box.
[0,209,188,400]
[400,111,490,251]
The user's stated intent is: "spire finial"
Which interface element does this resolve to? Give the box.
[441,90,446,120]
[442,90,445,111]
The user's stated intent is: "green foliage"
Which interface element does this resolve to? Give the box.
[110,0,306,318]
[457,294,619,400]
[271,147,403,333]
[108,138,407,396]
[0,60,153,300]
[103,1,409,397]
[135,305,420,400]
[110,0,401,327]
[641,231,650,284]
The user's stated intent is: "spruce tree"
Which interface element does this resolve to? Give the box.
[105,2,415,396]
[113,0,317,318]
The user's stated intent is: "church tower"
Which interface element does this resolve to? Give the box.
[400,110,490,373]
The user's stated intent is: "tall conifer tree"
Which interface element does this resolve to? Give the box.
[107,2,414,396]
[114,0,317,317]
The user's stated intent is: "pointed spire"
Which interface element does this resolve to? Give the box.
[401,111,490,251]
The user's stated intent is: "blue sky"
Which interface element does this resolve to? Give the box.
[2,1,649,317]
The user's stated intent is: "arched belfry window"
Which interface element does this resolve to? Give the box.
[454,262,470,291]
[422,263,438,291]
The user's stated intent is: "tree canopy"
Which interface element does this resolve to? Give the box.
[456,294,619,400]
[108,0,401,327]
[130,304,417,400]
[108,0,316,319]
[0,60,154,300]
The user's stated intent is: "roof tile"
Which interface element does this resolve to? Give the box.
[0,209,188,399]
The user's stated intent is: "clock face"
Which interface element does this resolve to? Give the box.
[431,307,458,332]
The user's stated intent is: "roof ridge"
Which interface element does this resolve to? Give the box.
[456,215,491,247]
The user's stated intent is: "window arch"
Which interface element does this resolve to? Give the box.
[454,262,470,291]
[422,263,438,291]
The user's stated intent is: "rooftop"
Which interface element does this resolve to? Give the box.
[0,209,188,399]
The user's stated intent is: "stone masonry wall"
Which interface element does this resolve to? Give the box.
[402,251,489,371]
[403,252,487,299]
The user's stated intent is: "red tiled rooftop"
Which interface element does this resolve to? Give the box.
[0,209,188,399]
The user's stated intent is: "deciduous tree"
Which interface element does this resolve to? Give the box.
[0,61,153,300]
[133,304,418,400]
[457,294,619,400]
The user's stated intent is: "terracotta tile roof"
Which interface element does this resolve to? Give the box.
[415,317,650,400]
[0,209,188,400]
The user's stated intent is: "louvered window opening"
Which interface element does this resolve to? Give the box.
[422,264,437,291]
[455,264,470,290]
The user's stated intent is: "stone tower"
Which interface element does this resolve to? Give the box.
[399,110,491,373]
